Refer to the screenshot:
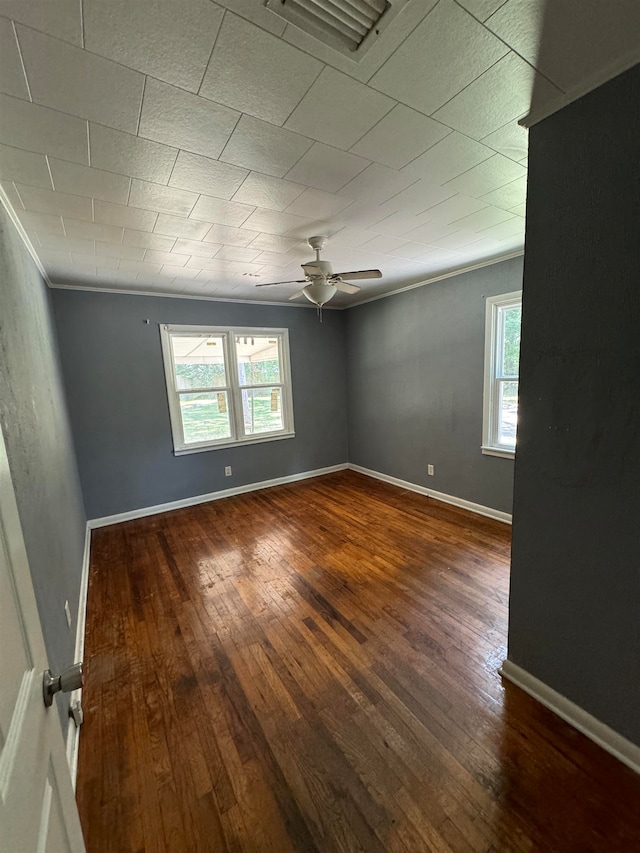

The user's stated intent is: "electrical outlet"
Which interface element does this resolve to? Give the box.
[225,466,232,476]
[427,464,435,476]
[64,599,72,629]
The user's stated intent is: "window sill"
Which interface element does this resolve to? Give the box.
[482,445,515,459]
[174,431,295,456]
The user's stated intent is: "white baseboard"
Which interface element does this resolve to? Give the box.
[348,464,512,524]
[88,463,350,528]
[500,659,640,776]
[65,522,92,789]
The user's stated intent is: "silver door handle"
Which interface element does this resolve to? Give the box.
[43,662,83,707]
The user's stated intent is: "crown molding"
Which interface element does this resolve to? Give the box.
[521,49,640,129]
[0,184,52,285]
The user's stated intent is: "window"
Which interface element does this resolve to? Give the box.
[160,325,294,455]
[482,291,522,458]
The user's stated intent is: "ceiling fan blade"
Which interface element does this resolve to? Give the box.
[334,280,361,294]
[288,290,305,301]
[333,269,382,280]
[255,279,307,287]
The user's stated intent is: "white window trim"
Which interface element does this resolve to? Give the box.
[482,291,522,459]
[160,324,295,456]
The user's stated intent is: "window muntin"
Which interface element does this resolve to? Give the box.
[482,292,522,457]
[161,325,294,454]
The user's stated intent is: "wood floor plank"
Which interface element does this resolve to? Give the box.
[78,471,640,852]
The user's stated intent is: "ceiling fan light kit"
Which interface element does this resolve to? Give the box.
[255,236,382,319]
[303,280,337,304]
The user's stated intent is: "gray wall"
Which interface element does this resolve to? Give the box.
[508,63,640,745]
[0,205,87,730]
[51,289,349,519]
[345,256,523,514]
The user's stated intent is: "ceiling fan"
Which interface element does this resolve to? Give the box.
[255,236,382,313]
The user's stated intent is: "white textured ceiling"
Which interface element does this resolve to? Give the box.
[0,0,638,306]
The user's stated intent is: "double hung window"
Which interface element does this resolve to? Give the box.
[160,325,294,454]
[482,292,522,457]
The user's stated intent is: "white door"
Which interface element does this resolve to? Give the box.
[0,426,85,853]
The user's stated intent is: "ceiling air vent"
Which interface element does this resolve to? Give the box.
[265,0,394,57]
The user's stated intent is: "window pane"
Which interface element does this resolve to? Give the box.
[501,306,522,376]
[235,336,281,385]
[179,392,232,444]
[498,381,518,447]
[242,388,284,435]
[172,335,227,390]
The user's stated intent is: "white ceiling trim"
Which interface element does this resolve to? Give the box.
[521,47,640,129]
[0,183,52,285]
[46,281,338,309]
[348,248,524,308]
[46,249,524,311]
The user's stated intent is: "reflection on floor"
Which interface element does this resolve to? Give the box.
[78,470,640,852]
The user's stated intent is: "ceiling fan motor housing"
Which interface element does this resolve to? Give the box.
[302,259,333,278]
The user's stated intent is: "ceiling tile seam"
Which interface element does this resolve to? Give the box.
[345,109,448,161]
[340,203,413,237]
[134,124,229,166]
[361,0,443,86]
[441,157,523,194]
[124,178,133,216]
[216,111,253,167]
[338,98,398,152]
[282,143,371,185]
[2,22,350,157]
[455,0,508,25]
[480,112,528,141]
[0,93,107,163]
[445,206,508,228]
[85,120,91,166]
[382,185,458,218]
[477,216,517,235]
[79,0,85,49]
[230,174,304,212]
[135,75,147,137]
[452,0,566,95]
[400,127,493,175]
[8,19,151,86]
[426,48,512,118]
[45,156,56,192]
[195,7,227,97]
[440,153,502,185]
[3,18,268,136]
[218,121,315,176]
[479,129,528,164]
[12,20,33,102]
[278,55,326,129]
[10,182,26,211]
[164,147,187,190]
[11,153,191,201]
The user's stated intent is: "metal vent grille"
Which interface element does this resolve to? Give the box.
[266,0,391,54]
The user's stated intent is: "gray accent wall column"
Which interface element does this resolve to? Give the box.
[0,205,87,732]
[508,63,640,746]
[345,256,523,514]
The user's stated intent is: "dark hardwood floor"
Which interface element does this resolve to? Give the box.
[77,471,640,852]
